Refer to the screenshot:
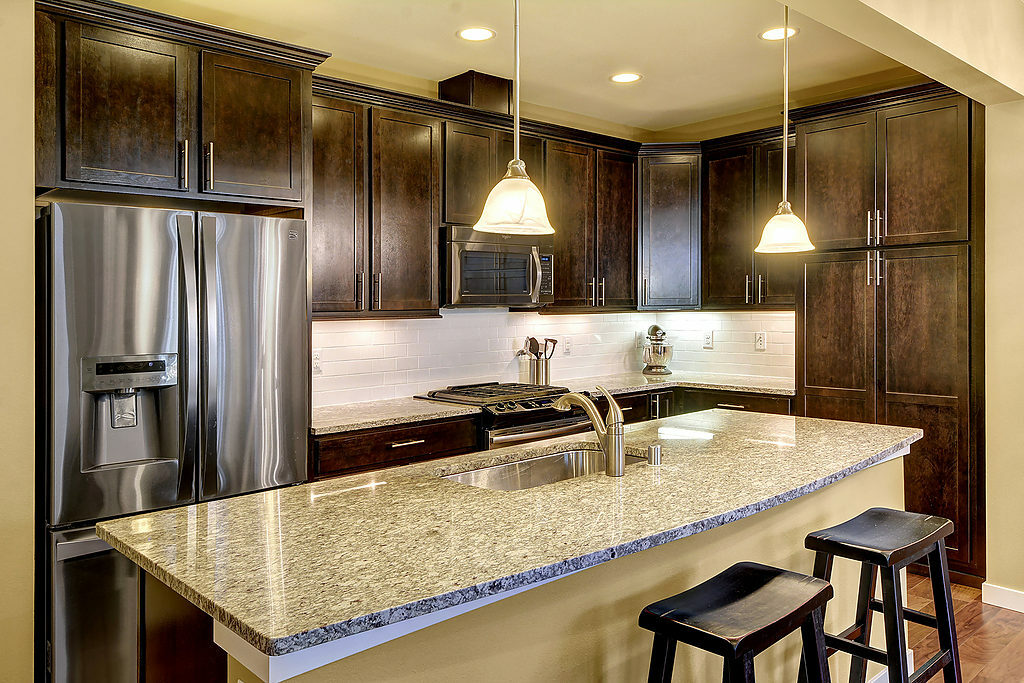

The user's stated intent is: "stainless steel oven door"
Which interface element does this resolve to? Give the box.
[486,416,593,449]
[449,240,544,307]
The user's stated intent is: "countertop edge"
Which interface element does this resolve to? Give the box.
[101,427,921,657]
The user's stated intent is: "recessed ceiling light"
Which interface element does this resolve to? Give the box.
[458,27,496,41]
[759,27,798,40]
[610,72,642,84]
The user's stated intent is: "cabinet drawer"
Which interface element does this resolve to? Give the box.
[594,392,650,424]
[314,416,479,478]
[684,390,791,415]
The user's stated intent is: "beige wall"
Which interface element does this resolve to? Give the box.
[983,100,1024,593]
[0,0,37,681]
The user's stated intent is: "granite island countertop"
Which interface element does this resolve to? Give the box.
[98,410,919,659]
[312,371,795,435]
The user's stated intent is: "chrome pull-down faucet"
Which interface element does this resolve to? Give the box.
[553,385,626,476]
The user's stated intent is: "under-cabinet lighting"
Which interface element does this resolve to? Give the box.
[458,27,496,41]
[610,72,642,83]
[759,27,798,41]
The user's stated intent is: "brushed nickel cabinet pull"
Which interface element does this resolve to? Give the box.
[867,251,873,286]
[717,403,746,410]
[389,439,425,448]
[588,278,595,306]
[355,272,363,310]
[875,209,884,243]
[745,275,751,304]
[207,141,214,189]
[373,273,382,309]
[599,277,606,306]
[643,277,649,306]
[867,211,873,246]
[182,139,189,190]
[757,274,764,303]
[876,251,883,284]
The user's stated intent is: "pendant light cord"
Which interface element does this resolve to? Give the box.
[782,5,789,205]
[513,0,521,163]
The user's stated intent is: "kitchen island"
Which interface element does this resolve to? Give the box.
[98,410,920,682]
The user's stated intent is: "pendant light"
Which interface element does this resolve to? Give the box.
[472,0,554,235]
[755,5,814,253]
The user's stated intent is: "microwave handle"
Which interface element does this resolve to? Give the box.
[531,246,542,304]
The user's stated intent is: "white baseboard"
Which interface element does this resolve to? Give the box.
[982,581,1024,613]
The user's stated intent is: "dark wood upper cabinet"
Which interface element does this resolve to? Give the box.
[311,97,367,315]
[702,146,755,308]
[796,250,876,423]
[63,21,193,190]
[639,154,700,309]
[876,244,972,567]
[371,108,441,312]
[496,133,545,190]
[796,112,876,250]
[754,140,799,307]
[200,51,304,201]
[443,122,496,225]
[545,141,595,307]
[595,150,637,308]
[876,97,970,245]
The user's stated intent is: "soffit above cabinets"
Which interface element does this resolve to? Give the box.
[126,0,918,133]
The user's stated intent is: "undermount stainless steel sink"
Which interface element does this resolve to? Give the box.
[443,448,645,491]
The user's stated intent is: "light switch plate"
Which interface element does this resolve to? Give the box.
[312,348,322,375]
[755,331,767,351]
[635,331,645,349]
[702,331,714,349]
[563,337,573,356]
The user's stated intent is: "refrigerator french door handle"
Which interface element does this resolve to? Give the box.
[200,217,219,494]
[176,215,199,498]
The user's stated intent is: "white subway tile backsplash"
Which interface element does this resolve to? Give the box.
[312,308,795,407]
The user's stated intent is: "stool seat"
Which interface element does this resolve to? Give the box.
[804,507,953,567]
[639,561,833,659]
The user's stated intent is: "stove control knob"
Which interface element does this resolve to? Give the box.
[494,402,507,411]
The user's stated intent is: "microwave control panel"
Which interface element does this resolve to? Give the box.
[539,254,553,295]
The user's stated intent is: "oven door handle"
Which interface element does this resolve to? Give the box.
[488,420,591,447]
[530,246,542,304]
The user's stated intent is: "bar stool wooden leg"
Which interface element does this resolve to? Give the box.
[848,563,878,683]
[799,551,835,683]
[647,633,676,683]
[879,566,910,683]
[800,606,832,683]
[722,652,755,683]
[927,539,963,683]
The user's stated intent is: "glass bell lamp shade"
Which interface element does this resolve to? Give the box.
[755,201,814,253]
[473,160,554,235]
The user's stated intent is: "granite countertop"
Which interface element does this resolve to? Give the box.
[564,371,796,397]
[310,396,479,435]
[98,410,920,657]
[311,372,795,436]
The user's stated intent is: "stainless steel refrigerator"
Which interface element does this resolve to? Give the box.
[42,202,309,682]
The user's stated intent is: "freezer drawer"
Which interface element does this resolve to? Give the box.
[49,528,138,683]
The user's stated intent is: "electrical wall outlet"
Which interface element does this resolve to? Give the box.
[635,331,645,349]
[755,331,767,351]
[563,337,573,356]
[702,331,714,349]
[312,348,322,375]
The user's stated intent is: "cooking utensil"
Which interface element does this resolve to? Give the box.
[514,336,530,358]
[544,338,558,359]
[528,337,541,359]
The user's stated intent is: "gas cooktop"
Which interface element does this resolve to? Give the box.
[417,382,572,414]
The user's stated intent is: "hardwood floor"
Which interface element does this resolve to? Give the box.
[907,572,1024,681]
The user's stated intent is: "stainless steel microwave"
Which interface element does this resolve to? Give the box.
[444,226,554,307]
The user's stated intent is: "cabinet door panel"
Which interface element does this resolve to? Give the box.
[877,97,970,245]
[702,146,754,308]
[64,22,191,190]
[877,245,972,568]
[797,112,875,250]
[444,122,496,224]
[201,51,303,200]
[496,132,545,190]
[545,141,595,307]
[311,97,366,314]
[371,108,441,311]
[640,155,700,309]
[755,140,798,307]
[595,150,637,307]
[797,251,875,422]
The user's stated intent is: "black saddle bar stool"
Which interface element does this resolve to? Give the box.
[801,507,961,683]
[639,561,834,682]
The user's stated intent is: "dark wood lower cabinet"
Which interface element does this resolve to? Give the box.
[143,571,224,683]
[797,244,981,578]
[683,390,792,416]
[312,416,479,479]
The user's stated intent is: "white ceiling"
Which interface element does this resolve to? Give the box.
[132,0,914,132]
